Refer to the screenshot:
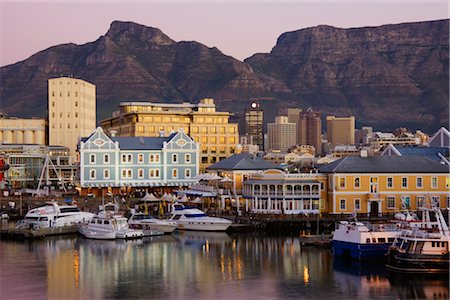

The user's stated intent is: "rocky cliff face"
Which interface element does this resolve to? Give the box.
[0,20,448,132]
[246,20,449,130]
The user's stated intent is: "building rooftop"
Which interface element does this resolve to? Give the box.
[318,156,449,173]
[207,153,283,171]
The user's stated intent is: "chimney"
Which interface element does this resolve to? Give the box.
[140,136,145,145]
[360,149,368,157]
[159,131,165,137]
[110,130,117,137]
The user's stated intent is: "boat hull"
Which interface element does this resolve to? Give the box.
[175,221,230,232]
[332,240,392,259]
[386,249,450,274]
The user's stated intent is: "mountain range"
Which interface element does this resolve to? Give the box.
[0,19,448,132]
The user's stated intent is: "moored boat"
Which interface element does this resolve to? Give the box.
[78,203,143,240]
[16,201,95,230]
[169,203,232,232]
[128,212,175,235]
[332,220,399,259]
[386,207,450,273]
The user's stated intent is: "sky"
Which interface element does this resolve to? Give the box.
[0,0,448,67]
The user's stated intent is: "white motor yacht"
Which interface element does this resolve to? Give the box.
[78,203,143,240]
[169,203,232,231]
[16,201,95,230]
[128,212,176,235]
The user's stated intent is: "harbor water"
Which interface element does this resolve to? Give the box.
[0,224,448,299]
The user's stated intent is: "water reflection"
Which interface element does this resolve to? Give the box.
[0,233,448,299]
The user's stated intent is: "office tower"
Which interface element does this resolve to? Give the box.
[298,108,322,155]
[245,102,263,151]
[279,108,302,144]
[99,98,238,171]
[267,116,297,152]
[326,116,355,145]
[48,77,96,158]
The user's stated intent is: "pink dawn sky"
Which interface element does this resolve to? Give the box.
[0,0,448,67]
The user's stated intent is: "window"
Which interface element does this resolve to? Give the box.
[172,154,178,163]
[185,154,191,163]
[90,169,96,180]
[202,157,208,163]
[122,169,127,178]
[138,169,144,179]
[154,154,160,162]
[138,154,144,163]
[90,154,95,164]
[127,169,132,178]
[401,196,410,209]
[122,154,132,163]
[431,177,438,189]
[121,169,132,179]
[431,196,440,208]
[104,154,109,164]
[185,169,191,178]
[416,177,423,188]
[339,177,346,189]
[401,177,408,188]
[149,154,154,163]
[172,169,178,178]
[354,177,360,189]
[104,169,109,179]
[387,196,395,209]
[340,199,346,210]
[447,196,450,209]
[354,198,361,211]
[75,101,78,107]
[387,177,393,188]
[417,196,425,208]
[155,169,160,177]
[149,169,155,178]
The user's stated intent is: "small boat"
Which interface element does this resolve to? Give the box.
[77,203,143,240]
[16,201,95,230]
[386,207,450,273]
[332,220,399,259]
[169,203,232,232]
[128,212,175,235]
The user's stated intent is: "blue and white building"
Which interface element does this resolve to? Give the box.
[79,127,199,192]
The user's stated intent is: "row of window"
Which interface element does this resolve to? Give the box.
[338,196,448,211]
[338,176,441,190]
[88,168,191,180]
[191,126,236,134]
[51,101,78,107]
[51,91,79,97]
[51,123,78,129]
[89,153,192,164]
[51,112,78,118]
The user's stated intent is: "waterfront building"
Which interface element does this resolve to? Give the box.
[99,98,238,171]
[206,153,282,195]
[369,132,419,153]
[48,77,96,159]
[0,114,46,144]
[298,108,322,155]
[244,102,263,151]
[78,127,198,196]
[318,155,450,216]
[381,144,450,165]
[0,144,76,189]
[267,116,297,152]
[242,169,328,214]
[326,115,355,145]
[289,144,316,156]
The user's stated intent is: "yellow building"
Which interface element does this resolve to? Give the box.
[0,114,46,144]
[48,77,96,159]
[318,155,450,215]
[326,115,355,145]
[99,98,238,171]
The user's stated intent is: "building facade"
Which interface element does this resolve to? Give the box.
[0,114,46,144]
[318,156,450,216]
[99,98,238,171]
[79,127,199,195]
[298,108,322,155]
[242,169,328,214]
[267,116,296,152]
[279,108,302,144]
[48,77,96,159]
[244,102,264,151]
[326,115,355,145]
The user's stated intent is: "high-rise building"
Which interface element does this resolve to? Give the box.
[244,102,263,151]
[99,98,238,171]
[279,108,302,144]
[298,108,322,155]
[48,77,96,158]
[326,116,355,145]
[267,116,297,152]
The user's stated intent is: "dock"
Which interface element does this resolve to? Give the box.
[1,225,78,239]
[299,234,332,247]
